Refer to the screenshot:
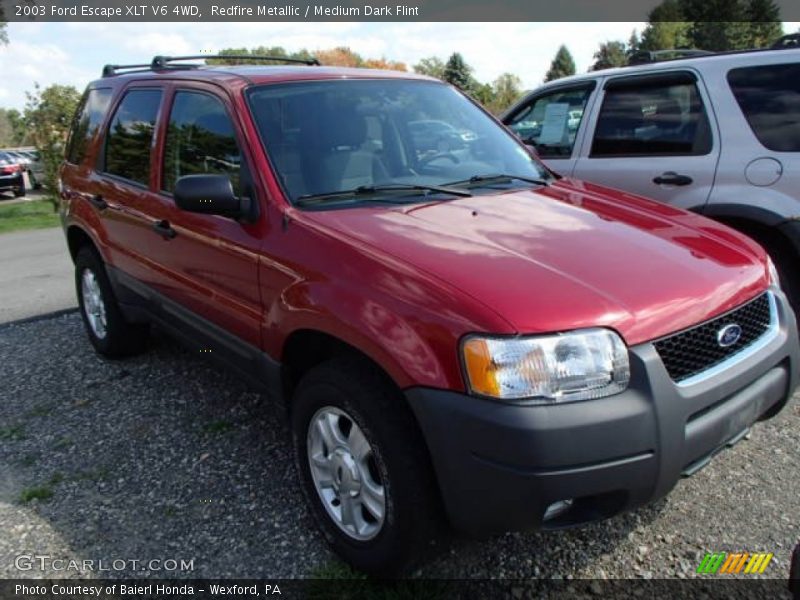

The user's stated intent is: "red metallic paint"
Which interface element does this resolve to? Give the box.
[60,66,770,394]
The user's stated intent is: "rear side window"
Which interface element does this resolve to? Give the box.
[104,89,162,185]
[727,63,800,152]
[591,75,712,157]
[66,88,112,165]
[161,91,241,194]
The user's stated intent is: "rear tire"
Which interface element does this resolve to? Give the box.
[13,179,25,198]
[75,246,149,357]
[291,356,443,576]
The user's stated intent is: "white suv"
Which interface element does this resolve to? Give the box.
[502,45,800,314]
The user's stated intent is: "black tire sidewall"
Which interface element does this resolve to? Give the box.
[291,360,438,575]
[75,247,146,357]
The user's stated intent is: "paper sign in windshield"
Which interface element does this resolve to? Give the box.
[537,103,570,145]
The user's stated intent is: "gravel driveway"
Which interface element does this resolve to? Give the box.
[1,312,798,582]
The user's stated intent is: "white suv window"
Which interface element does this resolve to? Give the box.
[506,84,594,159]
[728,63,800,152]
[591,74,712,157]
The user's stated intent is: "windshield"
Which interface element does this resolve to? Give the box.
[246,79,550,206]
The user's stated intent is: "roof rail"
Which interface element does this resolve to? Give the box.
[151,54,321,69]
[102,54,320,77]
[628,49,714,66]
[772,33,800,49]
[102,63,153,77]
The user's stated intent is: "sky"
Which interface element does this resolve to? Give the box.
[2,21,798,111]
[0,21,648,109]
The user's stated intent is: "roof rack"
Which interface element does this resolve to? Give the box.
[772,33,800,49]
[102,63,153,77]
[102,53,320,77]
[628,49,714,66]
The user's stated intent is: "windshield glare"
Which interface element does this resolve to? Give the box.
[247,79,549,205]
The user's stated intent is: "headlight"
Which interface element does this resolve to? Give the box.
[462,328,630,402]
[767,256,781,289]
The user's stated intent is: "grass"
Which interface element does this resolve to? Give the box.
[0,198,59,234]
[0,425,25,441]
[27,404,54,418]
[19,485,54,503]
[202,419,234,435]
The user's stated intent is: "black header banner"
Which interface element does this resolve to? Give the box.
[4,0,800,22]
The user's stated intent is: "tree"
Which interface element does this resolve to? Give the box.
[679,0,746,50]
[490,73,522,112]
[315,46,363,67]
[591,41,629,70]
[466,82,494,109]
[0,108,26,146]
[24,83,81,208]
[6,109,27,145]
[544,45,576,82]
[746,0,783,47]
[639,0,690,51]
[413,56,446,79]
[0,110,13,146]
[209,46,315,65]
[1,4,8,45]
[442,53,473,91]
[363,57,407,71]
[628,30,641,56]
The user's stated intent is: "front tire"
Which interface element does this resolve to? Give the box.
[291,357,442,576]
[75,246,148,357]
[13,179,25,197]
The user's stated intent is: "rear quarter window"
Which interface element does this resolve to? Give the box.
[65,88,112,165]
[104,89,163,185]
[727,63,800,152]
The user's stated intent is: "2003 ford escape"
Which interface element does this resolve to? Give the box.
[60,55,799,574]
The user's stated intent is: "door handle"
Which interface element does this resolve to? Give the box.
[88,194,108,210]
[653,171,693,186]
[152,219,177,240]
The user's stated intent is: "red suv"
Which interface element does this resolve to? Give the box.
[60,55,799,575]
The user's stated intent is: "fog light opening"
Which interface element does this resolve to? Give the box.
[543,499,574,522]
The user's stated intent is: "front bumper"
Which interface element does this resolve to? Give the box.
[406,290,799,537]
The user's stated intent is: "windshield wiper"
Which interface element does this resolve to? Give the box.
[446,173,551,188]
[295,183,472,207]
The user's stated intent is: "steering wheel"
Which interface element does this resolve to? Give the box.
[418,152,460,168]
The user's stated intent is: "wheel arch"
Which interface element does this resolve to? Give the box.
[66,225,102,263]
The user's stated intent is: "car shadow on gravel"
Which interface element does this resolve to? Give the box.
[1,313,668,579]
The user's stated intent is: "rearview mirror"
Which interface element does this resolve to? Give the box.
[174,174,245,219]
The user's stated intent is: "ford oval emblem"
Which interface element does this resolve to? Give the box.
[717,324,743,348]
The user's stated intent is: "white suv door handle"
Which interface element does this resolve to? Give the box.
[653,172,693,186]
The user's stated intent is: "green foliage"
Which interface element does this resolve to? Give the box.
[413,56,446,79]
[208,46,315,65]
[545,45,576,82]
[490,73,523,112]
[0,425,25,440]
[442,52,473,91]
[20,485,53,503]
[0,109,26,146]
[638,0,783,52]
[591,41,629,71]
[24,83,81,208]
[0,200,60,234]
[0,4,7,46]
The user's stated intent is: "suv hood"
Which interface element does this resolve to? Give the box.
[302,180,768,345]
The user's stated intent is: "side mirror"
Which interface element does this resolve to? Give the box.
[173,174,247,219]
